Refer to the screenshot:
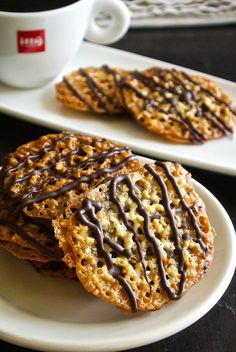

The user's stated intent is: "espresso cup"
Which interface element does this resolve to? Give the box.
[0,0,130,88]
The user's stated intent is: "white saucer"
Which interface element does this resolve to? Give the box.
[0,156,235,352]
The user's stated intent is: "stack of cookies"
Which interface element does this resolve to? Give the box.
[0,132,215,313]
[56,66,236,144]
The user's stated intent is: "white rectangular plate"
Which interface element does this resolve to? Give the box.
[0,42,236,175]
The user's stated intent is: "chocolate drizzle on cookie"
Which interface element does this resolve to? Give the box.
[75,161,207,311]
[63,76,94,111]
[154,68,232,136]
[123,71,204,143]
[3,133,72,178]
[109,172,186,301]
[150,161,206,251]
[0,218,62,260]
[0,133,137,259]
[77,198,138,313]
[180,70,236,116]
[8,145,130,188]
[103,237,131,258]
[0,136,134,210]
[110,174,150,285]
[80,68,120,115]
[17,154,136,211]
[63,67,123,115]
[122,67,235,143]
[79,68,112,114]
[169,69,233,135]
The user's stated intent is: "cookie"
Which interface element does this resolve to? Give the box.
[56,66,127,115]
[0,214,63,262]
[121,67,236,143]
[0,132,139,269]
[30,260,77,279]
[0,132,140,222]
[54,161,215,313]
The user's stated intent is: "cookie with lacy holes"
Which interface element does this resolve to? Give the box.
[0,212,79,279]
[0,132,140,269]
[54,161,215,313]
[0,204,71,277]
[0,132,140,221]
[121,67,236,143]
[0,214,63,263]
[56,66,127,115]
[31,260,77,279]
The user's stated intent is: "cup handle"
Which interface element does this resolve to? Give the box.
[85,0,130,45]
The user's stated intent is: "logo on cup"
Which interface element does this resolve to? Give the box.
[17,30,45,53]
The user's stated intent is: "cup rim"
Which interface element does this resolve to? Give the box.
[0,0,89,17]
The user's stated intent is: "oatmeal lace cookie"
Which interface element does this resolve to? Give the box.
[54,161,215,312]
[0,132,140,220]
[121,67,236,143]
[56,66,127,115]
[0,132,140,268]
[0,214,63,263]
[30,260,77,279]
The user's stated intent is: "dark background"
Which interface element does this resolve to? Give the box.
[0,25,236,352]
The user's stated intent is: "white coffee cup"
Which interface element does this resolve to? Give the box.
[0,0,130,88]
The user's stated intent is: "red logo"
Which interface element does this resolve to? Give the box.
[17,29,45,53]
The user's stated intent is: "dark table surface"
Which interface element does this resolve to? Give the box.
[0,25,236,352]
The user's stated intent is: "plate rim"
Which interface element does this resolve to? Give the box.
[0,155,235,352]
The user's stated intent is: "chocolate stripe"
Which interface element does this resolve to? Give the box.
[110,175,149,285]
[153,161,207,251]
[132,70,205,144]
[169,69,233,134]
[1,146,133,214]
[79,68,112,115]
[144,164,186,299]
[4,133,72,177]
[77,199,137,312]
[16,155,136,211]
[110,170,185,300]
[0,219,62,260]
[103,237,131,258]
[163,69,232,135]
[11,146,130,187]
[63,76,94,111]
[181,70,236,116]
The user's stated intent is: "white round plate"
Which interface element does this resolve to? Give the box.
[0,159,235,352]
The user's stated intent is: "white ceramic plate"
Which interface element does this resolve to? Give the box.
[0,155,235,352]
[0,42,236,175]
